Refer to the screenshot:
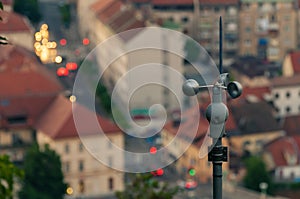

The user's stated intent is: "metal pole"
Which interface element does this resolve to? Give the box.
[182,15,242,199]
[211,16,225,199]
[212,138,223,199]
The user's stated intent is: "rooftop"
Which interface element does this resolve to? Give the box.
[36,95,121,140]
[264,136,300,167]
[0,11,32,33]
[271,74,300,87]
[91,0,145,34]
[289,51,300,75]
[230,100,280,135]
[0,45,62,129]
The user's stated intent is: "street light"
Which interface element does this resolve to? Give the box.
[182,17,242,199]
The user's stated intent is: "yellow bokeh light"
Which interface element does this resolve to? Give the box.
[55,56,62,64]
[66,187,73,195]
[34,42,41,49]
[42,38,48,45]
[35,32,42,41]
[41,24,48,30]
[69,95,76,103]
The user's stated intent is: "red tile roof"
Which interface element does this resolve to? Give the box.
[36,95,121,140]
[152,0,238,6]
[0,45,62,129]
[283,115,300,136]
[0,45,62,97]
[2,0,13,5]
[271,74,300,87]
[0,11,32,32]
[91,0,145,34]
[152,0,194,5]
[239,86,270,101]
[101,1,123,24]
[265,136,300,167]
[289,51,300,75]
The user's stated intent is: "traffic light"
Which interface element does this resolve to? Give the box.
[188,167,196,176]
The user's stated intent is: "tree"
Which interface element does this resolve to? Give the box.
[243,156,273,194]
[13,0,41,24]
[19,144,67,199]
[0,155,23,199]
[115,173,179,199]
[96,82,112,114]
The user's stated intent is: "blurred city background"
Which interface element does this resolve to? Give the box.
[1,0,300,198]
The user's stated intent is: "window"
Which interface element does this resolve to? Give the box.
[245,27,251,33]
[284,26,290,32]
[108,177,114,191]
[65,143,70,154]
[7,115,27,125]
[79,143,84,152]
[244,39,251,47]
[64,161,70,173]
[181,17,189,23]
[79,160,84,172]
[286,92,291,98]
[286,106,291,113]
[270,15,276,22]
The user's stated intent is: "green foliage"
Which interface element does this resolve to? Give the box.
[96,82,112,114]
[19,144,67,199]
[184,38,200,63]
[273,182,300,190]
[243,156,273,194]
[59,3,71,28]
[116,173,179,199]
[0,155,24,199]
[13,0,41,23]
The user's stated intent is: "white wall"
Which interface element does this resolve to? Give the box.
[272,85,300,117]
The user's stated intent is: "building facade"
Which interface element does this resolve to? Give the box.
[36,95,124,198]
[0,45,62,165]
[239,0,297,61]
[270,75,300,118]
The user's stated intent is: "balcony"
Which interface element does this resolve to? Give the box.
[268,22,279,33]
[225,33,238,41]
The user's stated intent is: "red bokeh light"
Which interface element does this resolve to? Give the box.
[66,62,78,71]
[156,168,164,176]
[60,38,67,46]
[82,38,90,45]
[151,168,164,176]
[149,147,157,155]
[56,67,69,77]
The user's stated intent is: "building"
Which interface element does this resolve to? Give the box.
[230,56,280,87]
[270,74,300,118]
[239,0,297,62]
[228,99,284,156]
[282,50,300,77]
[161,104,234,183]
[36,95,124,198]
[142,0,239,60]
[0,45,62,165]
[77,0,186,116]
[0,9,34,50]
[263,136,300,182]
[282,115,300,136]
